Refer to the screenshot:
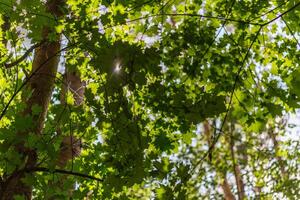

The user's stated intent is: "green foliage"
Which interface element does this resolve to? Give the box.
[0,0,299,199]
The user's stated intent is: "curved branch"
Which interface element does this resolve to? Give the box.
[262,1,300,26]
[24,167,103,182]
[125,13,262,26]
[4,41,45,68]
[250,0,289,22]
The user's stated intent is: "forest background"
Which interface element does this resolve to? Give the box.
[0,0,299,199]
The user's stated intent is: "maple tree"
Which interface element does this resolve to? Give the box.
[0,0,299,199]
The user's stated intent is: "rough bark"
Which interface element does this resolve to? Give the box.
[0,1,65,199]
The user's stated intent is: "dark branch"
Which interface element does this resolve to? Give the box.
[4,41,45,68]
[262,1,300,26]
[281,17,300,47]
[250,0,289,22]
[126,13,262,26]
[24,167,103,182]
[161,13,262,25]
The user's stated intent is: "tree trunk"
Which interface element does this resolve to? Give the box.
[268,129,287,177]
[221,176,236,200]
[229,135,245,200]
[1,15,10,48]
[203,121,236,200]
[0,1,65,199]
[0,31,61,200]
[44,60,84,199]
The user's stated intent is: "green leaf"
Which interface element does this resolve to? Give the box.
[154,133,174,152]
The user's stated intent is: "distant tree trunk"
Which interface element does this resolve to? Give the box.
[268,129,287,177]
[229,134,245,200]
[1,15,10,48]
[203,120,213,161]
[254,185,262,199]
[60,68,86,106]
[0,1,65,199]
[221,176,236,200]
[203,121,236,200]
[45,60,84,199]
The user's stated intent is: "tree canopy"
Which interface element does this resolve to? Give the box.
[0,0,299,199]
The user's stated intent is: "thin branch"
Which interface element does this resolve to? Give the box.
[163,13,258,25]
[262,1,300,26]
[229,133,245,200]
[3,41,45,68]
[24,167,103,182]
[211,8,297,186]
[281,17,300,48]
[198,1,297,162]
[127,13,262,26]
[158,0,174,12]
[250,1,289,22]
[188,26,262,178]
[209,27,262,160]
[196,0,236,76]
[233,92,250,113]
